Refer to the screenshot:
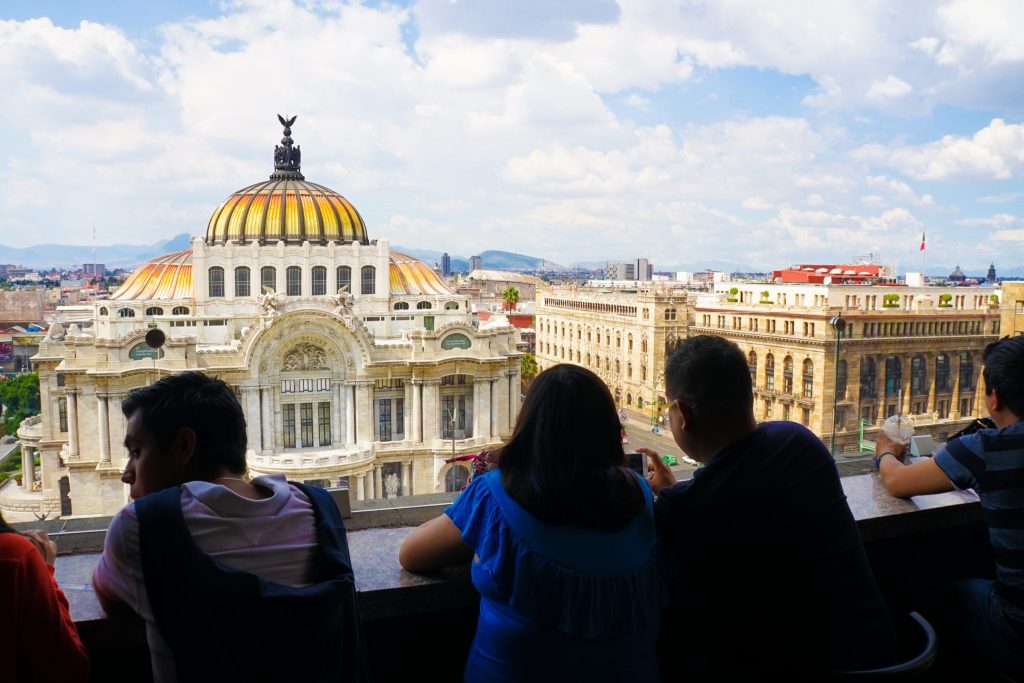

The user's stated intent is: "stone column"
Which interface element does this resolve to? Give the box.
[401,460,412,496]
[260,387,273,452]
[472,379,483,438]
[901,356,912,415]
[355,472,366,501]
[22,445,35,490]
[66,390,80,460]
[98,393,111,464]
[243,387,261,454]
[875,356,887,425]
[356,383,373,444]
[926,357,938,416]
[331,382,343,446]
[110,394,128,465]
[512,370,521,423]
[403,382,413,440]
[345,384,356,446]
[411,380,422,443]
[374,464,383,499]
[950,353,962,420]
[423,381,440,443]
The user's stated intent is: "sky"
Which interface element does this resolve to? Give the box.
[1,0,1024,272]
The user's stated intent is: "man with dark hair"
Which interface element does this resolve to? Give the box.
[92,372,366,683]
[877,336,1024,676]
[642,335,896,677]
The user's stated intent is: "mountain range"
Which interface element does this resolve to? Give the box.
[0,234,193,270]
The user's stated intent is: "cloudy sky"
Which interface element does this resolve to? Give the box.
[2,0,1023,271]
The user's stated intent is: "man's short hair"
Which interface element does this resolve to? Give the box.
[983,336,1024,418]
[122,371,247,477]
[664,335,753,427]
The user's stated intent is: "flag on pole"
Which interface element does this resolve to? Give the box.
[920,230,926,251]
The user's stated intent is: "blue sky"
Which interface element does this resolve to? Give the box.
[1,0,1023,272]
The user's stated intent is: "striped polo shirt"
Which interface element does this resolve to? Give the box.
[935,420,1024,624]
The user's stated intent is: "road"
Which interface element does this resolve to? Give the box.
[619,409,698,480]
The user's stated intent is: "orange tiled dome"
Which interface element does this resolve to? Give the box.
[109,250,193,301]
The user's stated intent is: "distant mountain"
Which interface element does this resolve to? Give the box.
[570,258,764,274]
[392,246,566,272]
[0,233,193,269]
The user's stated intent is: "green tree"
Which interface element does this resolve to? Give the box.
[0,372,40,437]
[502,286,521,312]
[520,353,538,379]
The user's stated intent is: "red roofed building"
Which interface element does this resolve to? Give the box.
[771,264,887,285]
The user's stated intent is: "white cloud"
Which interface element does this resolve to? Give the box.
[742,197,773,210]
[867,75,912,101]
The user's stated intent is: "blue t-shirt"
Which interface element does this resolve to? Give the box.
[935,420,1024,624]
[444,470,669,683]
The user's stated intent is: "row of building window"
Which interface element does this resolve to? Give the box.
[748,353,815,398]
[208,265,376,298]
[702,315,998,338]
[102,306,190,318]
[543,298,639,318]
[538,321,649,353]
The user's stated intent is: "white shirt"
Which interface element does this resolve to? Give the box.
[92,474,318,683]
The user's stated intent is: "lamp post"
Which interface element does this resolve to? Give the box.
[829,315,846,456]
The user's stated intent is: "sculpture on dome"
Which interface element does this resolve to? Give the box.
[258,289,281,317]
[334,285,354,314]
[272,114,303,179]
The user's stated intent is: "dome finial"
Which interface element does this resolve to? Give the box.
[271,114,304,180]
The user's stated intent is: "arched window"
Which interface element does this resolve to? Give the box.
[626,393,633,406]
[627,362,633,379]
[587,327,591,342]
[860,358,876,398]
[260,266,276,293]
[561,323,565,338]
[118,308,136,318]
[783,356,794,394]
[959,352,974,390]
[145,306,164,316]
[208,267,224,297]
[606,331,611,345]
[802,359,814,398]
[614,387,622,404]
[641,364,647,381]
[836,360,848,400]
[361,266,376,295]
[885,356,902,396]
[172,306,189,316]
[605,357,610,371]
[748,351,757,387]
[765,353,775,391]
[615,360,621,373]
[616,332,621,347]
[445,465,470,492]
[911,355,926,395]
[936,354,950,392]
[628,334,634,351]
[641,338,648,354]
[417,301,432,310]
[234,266,250,297]
[576,351,581,362]
[336,266,352,293]
[445,301,459,310]
[286,266,301,296]
[394,302,409,310]
[99,307,109,316]
[586,353,591,366]
[312,266,327,296]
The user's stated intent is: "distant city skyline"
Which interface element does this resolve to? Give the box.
[1,1,1024,270]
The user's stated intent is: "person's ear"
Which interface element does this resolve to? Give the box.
[678,401,696,431]
[175,427,198,468]
[987,388,1003,414]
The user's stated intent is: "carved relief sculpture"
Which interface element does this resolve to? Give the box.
[283,343,328,371]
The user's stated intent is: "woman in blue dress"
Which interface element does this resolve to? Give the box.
[400,364,670,682]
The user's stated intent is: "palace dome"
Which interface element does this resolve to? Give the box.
[205,116,368,246]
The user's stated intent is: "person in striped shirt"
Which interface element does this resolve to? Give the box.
[878,335,1024,676]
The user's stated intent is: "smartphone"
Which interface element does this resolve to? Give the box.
[626,451,645,478]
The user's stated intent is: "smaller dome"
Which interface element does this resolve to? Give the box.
[109,250,193,301]
[389,252,454,295]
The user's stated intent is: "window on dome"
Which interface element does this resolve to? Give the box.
[286,266,302,296]
[145,307,164,316]
[208,267,225,298]
[337,266,352,294]
[394,302,409,310]
[235,267,251,297]
[312,266,327,296]
[361,266,376,295]
[118,308,136,318]
[172,306,189,316]
[417,301,432,310]
[261,266,276,294]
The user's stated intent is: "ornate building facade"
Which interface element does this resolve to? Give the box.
[8,120,521,517]
[534,278,1000,452]
[535,285,687,413]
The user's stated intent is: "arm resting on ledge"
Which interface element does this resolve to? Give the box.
[399,514,473,573]
[878,455,955,499]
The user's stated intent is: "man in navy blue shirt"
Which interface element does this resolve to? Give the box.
[643,335,896,678]
[878,335,1024,676]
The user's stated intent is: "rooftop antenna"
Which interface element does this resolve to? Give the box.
[91,225,96,284]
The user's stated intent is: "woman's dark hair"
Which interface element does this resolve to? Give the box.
[122,371,247,479]
[496,364,644,531]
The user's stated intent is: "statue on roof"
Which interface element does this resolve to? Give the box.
[272,114,304,179]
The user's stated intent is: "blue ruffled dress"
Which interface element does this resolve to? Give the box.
[444,470,670,682]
